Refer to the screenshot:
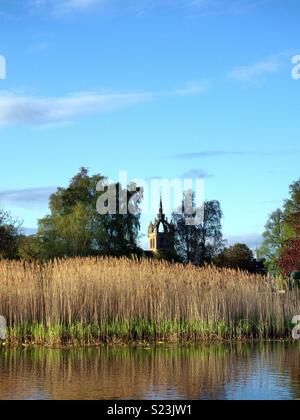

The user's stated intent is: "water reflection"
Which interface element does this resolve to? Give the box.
[0,343,299,400]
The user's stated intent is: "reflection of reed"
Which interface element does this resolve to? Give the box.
[0,345,260,400]
[266,342,300,400]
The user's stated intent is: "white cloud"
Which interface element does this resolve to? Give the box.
[173,81,210,96]
[0,81,209,127]
[53,0,104,16]
[0,187,56,208]
[228,56,281,82]
[24,227,38,235]
[0,90,152,126]
[29,0,267,18]
[181,0,265,16]
[226,233,263,250]
[180,169,213,179]
[30,0,105,16]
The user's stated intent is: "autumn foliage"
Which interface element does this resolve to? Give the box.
[278,239,300,275]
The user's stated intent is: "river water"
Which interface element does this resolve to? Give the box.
[0,342,300,400]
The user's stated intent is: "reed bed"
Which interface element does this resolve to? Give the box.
[0,257,299,346]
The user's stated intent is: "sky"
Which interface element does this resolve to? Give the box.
[0,0,300,250]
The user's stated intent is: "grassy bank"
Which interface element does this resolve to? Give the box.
[0,258,299,346]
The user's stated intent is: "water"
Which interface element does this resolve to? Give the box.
[0,342,300,400]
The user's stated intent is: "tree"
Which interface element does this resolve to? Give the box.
[278,239,300,275]
[284,180,300,236]
[214,243,255,272]
[37,168,143,259]
[259,179,300,274]
[171,191,223,265]
[18,235,41,261]
[0,210,21,259]
[152,249,181,263]
[259,209,293,274]
[38,203,92,258]
[96,181,143,256]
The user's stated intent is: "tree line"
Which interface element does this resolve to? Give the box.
[0,167,258,271]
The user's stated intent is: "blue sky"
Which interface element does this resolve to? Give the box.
[0,0,300,249]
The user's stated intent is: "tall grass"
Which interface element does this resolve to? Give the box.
[0,257,299,345]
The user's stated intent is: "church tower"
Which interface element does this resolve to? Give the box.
[148,198,175,253]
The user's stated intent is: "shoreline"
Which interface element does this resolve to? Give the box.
[0,320,295,348]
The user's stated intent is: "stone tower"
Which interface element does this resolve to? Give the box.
[148,198,175,253]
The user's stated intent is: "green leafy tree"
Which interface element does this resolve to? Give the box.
[214,243,255,272]
[0,210,22,259]
[259,209,293,274]
[172,191,223,265]
[38,203,92,258]
[18,235,41,261]
[38,168,143,259]
[152,249,180,263]
[284,180,300,236]
[259,180,300,274]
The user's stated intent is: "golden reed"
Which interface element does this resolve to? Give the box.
[0,257,299,345]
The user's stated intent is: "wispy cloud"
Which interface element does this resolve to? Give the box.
[0,187,56,208]
[228,54,284,82]
[226,232,263,249]
[173,150,251,159]
[29,0,268,18]
[173,81,210,96]
[53,0,104,16]
[23,227,38,236]
[173,149,300,160]
[181,0,267,16]
[0,91,152,126]
[0,82,208,127]
[181,169,213,179]
[30,0,105,16]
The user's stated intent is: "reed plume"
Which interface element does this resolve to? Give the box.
[0,257,298,345]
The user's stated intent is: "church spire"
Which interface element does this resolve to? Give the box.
[148,194,175,253]
[159,195,163,216]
